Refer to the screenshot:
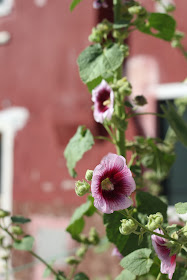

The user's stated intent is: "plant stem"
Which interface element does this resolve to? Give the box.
[127,112,165,119]
[156,272,162,280]
[119,210,183,245]
[29,250,59,277]
[0,224,59,278]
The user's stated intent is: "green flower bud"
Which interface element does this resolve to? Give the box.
[75,180,90,197]
[119,44,129,57]
[171,39,180,48]
[76,245,87,258]
[79,234,89,244]
[134,95,147,106]
[0,209,10,218]
[128,6,146,16]
[88,227,100,245]
[65,256,80,265]
[178,223,187,243]
[146,212,163,231]
[119,219,137,235]
[165,4,175,13]
[85,170,93,181]
[11,225,23,235]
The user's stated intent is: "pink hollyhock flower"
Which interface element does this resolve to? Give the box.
[151,229,176,279]
[93,0,108,9]
[92,80,114,123]
[91,153,136,214]
[112,247,123,259]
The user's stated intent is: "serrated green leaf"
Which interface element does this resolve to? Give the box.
[120,248,153,276]
[74,272,89,280]
[136,192,168,222]
[115,269,136,280]
[11,216,31,224]
[161,102,187,147]
[103,212,150,257]
[66,196,95,241]
[13,235,34,251]
[64,126,94,177]
[175,202,187,214]
[77,43,124,84]
[70,0,84,11]
[138,13,176,41]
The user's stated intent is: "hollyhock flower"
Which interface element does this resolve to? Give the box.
[93,0,108,9]
[151,229,176,279]
[92,80,114,123]
[91,153,136,214]
[112,247,123,259]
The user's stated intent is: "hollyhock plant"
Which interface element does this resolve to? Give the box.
[92,80,114,123]
[91,153,136,214]
[151,229,176,279]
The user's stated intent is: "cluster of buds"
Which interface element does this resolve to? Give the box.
[112,77,132,96]
[89,19,112,43]
[119,219,137,235]
[75,180,90,197]
[171,30,185,48]
[146,212,163,231]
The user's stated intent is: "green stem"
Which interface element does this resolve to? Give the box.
[29,251,58,277]
[0,225,59,278]
[156,272,162,280]
[94,136,114,144]
[113,0,121,23]
[119,210,183,245]
[127,112,165,119]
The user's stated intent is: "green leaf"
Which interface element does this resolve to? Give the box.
[66,196,95,241]
[74,272,89,280]
[173,267,187,280]
[13,235,34,251]
[103,212,150,257]
[120,248,153,276]
[136,192,168,222]
[161,102,187,147]
[64,126,94,177]
[138,13,176,41]
[70,0,84,11]
[175,202,187,214]
[115,269,136,280]
[77,43,124,84]
[11,216,31,224]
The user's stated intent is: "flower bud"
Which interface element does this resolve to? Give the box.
[65,256,80,265]
[119,219,137,235]
[134,95,147,106]
[165,4,175,12]
[146,212,163,231]
[128,6,146,15]
[0,209,10,218]
[85,170,93,181]
[75,180,90,197]
[88,227,100,245]
[76,245,87,258]
[11,225,23,235]
[178,223,187,243]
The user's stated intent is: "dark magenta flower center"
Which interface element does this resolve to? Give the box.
[97,88,111,113]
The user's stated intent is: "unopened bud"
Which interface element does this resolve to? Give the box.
[165,4,175,12]
[166,241,181,256]
[134,95,147,106]
[128,6,146,15]
[119,219,137,235]
[65,256,80,265]
[76,245,87,258]
[147,212,163,231]
[75,180,90,197]
[11,226,23,235]
[0,209,10,218]
[88,227,100,245]
[85,170,93,181]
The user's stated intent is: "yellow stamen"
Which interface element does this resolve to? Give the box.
[103,99,111,107]
[101,177,114,191]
